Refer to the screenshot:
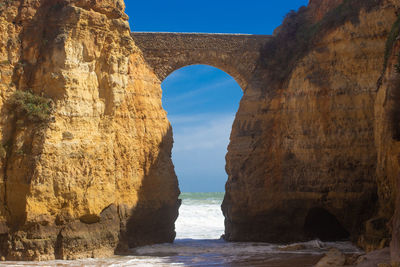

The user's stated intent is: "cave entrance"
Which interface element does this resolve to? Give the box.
[303,207,350,241]
[161,64,243,240]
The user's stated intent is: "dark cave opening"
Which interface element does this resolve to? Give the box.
[303,207,350,241]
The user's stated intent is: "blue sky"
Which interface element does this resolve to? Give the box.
[125,1,308,192]
[162,66,242,192]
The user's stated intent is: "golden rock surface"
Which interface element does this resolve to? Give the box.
[222,0,399,250]
[0,0,179,260]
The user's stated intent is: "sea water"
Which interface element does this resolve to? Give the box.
[0,192,362,266]
[175,192,225,239]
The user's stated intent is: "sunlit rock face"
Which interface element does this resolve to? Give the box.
[223,0,399,251]
[0,0,179,260]
[1,0,400,262]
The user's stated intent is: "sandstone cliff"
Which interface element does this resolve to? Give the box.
[2,0,400,262]
[374,5,400,261]
[223,0,399,252]
[0,0,179,260]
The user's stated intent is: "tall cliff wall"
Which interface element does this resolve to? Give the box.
[2,0,400,262]
[375,5,400,261]
[0,0,179,260]
[222,0,399,252]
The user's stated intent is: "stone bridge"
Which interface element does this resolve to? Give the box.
[132,32,272,90]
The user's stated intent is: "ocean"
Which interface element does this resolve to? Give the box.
[0,192,362,266]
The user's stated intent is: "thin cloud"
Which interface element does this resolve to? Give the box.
[171,113,235,192]
[160,65,243,192]
[169,112,232,125]
[172,113,235,152]
[164,78,236,103]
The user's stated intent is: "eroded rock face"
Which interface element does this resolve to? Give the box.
[374,4,400,261]
[0,0,179,260]
[1,0,400,262]
[308,0,343,22]
[222,0,398,248]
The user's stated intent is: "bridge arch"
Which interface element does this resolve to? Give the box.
[132,32,272,90]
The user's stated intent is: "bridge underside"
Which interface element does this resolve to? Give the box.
[132,32,272,90]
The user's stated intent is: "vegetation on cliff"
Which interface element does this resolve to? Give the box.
[261,0,382,87]
[10,90,53,123]
[383,15,400,140]
[0,144,5,159]
[384,15,400,73]
[224,0,398,252]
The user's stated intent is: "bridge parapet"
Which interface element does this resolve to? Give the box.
[132,32,272,90]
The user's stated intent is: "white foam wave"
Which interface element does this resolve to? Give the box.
[175,201,224,239]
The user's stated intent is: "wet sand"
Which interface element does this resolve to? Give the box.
[222,254,323,267]
[0,254,324,267]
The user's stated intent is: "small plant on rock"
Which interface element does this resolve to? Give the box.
[10,90,54,123]
[384,15,400,72]
[0,145,6,159]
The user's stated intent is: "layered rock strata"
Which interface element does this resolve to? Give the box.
[222,0,399,251]
[2,0,400,262]
[375,4,400,261]
[0,0,179,260]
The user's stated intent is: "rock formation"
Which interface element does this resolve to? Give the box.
[0,0,180,260]
[222,0,400,253]
[375,4,400,261]
[1,0,400,263]
[132,32,271,92]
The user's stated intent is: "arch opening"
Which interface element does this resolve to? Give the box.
[161,64,243,240]
[303,208,350,241]
[160,63,248,91]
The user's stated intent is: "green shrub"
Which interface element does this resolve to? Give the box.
[10,90,53,123]
[384,15,400,73]
[319,0,381,30]
[15,149,24,156]
[0,60,9,65]
[380,11,400,140]
[0,145,5,159]
[261,7,311,86]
